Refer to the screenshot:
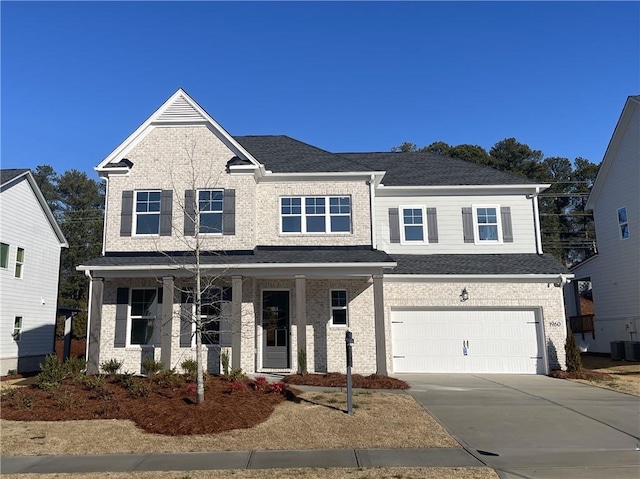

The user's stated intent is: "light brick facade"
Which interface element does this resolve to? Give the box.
[82,89,571,377]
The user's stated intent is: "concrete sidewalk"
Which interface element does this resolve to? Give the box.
[1,448,483,474]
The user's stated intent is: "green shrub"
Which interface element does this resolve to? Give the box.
[65,357,87,379]
[7,369,18,378]
[100,358,124,375]
[229,367,246,381]
[153,369,185,389]
[181,358,198,379]
[52,387,85,410]
[565,327,583,373]
[37,355,66,391]
[141,358,164,376]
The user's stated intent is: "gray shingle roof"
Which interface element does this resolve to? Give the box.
[389,254,569,275]
[233,136,376,173]
[1,169,29,186]
[340,152,536,186]
[232,136,536,186]
[80,246,395,268]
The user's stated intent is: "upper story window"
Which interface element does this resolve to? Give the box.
[1,243,8,269]
[473,206,502,243]
[135,191,161,235]
[330,290,348,326]
[198,190,224,234]
[280,196,351,234]
[618,207,630,240]
[14,247,24,278]
[400,206,426,243]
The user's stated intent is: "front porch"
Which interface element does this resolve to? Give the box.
[80,247,396,376]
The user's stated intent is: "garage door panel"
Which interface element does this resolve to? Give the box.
[391,309,544,374]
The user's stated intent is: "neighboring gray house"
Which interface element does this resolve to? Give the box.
[78,89,571,376]
[0,169,68,374]
[565,96,639,353]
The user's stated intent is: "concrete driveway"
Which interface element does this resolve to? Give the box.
[399,374,640,479]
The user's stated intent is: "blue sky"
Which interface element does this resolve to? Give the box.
[2,1,638,179]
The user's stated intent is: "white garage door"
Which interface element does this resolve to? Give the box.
[391,309,545,374]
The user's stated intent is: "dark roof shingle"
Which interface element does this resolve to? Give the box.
[389,254,569,275]
[1,169,29,185]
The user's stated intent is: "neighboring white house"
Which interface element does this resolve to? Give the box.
[565,96,640,354]
[0,169,68,374]
[78,89,572,377]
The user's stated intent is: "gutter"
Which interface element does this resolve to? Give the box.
[532,186,544,255]
[369,174,377,249]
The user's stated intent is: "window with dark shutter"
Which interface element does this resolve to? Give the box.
[388,208,400,243]
[462,207,474,243]
[120,191,134,237]
[114,287,129,347]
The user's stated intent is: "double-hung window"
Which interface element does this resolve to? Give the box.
[14,247,24,278]
[473,206,502,243]
[280,196,351,234]
[1,243,9,269]
[12,316,22,341]
[130,289,158,345]
[618,207,630,239]
[330,290,348,326]
[198,190,224,234]
[135,191,161,235]
[400,206,426,243]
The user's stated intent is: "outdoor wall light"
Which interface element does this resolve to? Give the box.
[460,288,469,302]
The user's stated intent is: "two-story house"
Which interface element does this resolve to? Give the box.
[564,95,639,355]
[78,89,571,376]
[1,169,68,375]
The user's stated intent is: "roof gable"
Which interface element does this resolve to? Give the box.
[96,89,262,174]
[586,95,640,211]
[0,169,68,247]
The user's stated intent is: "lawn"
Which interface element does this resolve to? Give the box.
[0,365,456,456]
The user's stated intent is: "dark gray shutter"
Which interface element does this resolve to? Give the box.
[389,208,400,243]
[462,207,475,243]
[120,191,134,237]
[223,189,236,235]
[501,206,514,242]
[180,290,193,348]
[114,287,129,347]
[426,208,439,243]
[160,190,173,236]
[184,190,196,236]
[153,287,163,346]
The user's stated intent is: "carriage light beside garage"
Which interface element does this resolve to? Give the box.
[460,288,469,302]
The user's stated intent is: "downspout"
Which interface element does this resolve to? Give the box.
[101,177,109,256]
[532,186,543,255]
[368,175,377,249]
[84,269,93,362]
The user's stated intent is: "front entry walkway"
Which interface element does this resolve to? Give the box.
[400,374,640,479]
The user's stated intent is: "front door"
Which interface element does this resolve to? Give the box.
[262,290,290,369]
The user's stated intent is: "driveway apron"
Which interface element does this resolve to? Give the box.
[400,374,640,479]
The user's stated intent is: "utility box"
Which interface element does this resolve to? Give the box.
[610,341,625,360]
[624,341,640,361]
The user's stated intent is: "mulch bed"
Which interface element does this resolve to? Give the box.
[282,373,409,389]
[549,369,613,381]
[1,374,295,436]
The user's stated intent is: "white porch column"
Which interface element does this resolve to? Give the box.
[373,274,387,375]
[295,275,307,373]
[231,275,243,369]
[86,277,104,375]
[160,276,174,369]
